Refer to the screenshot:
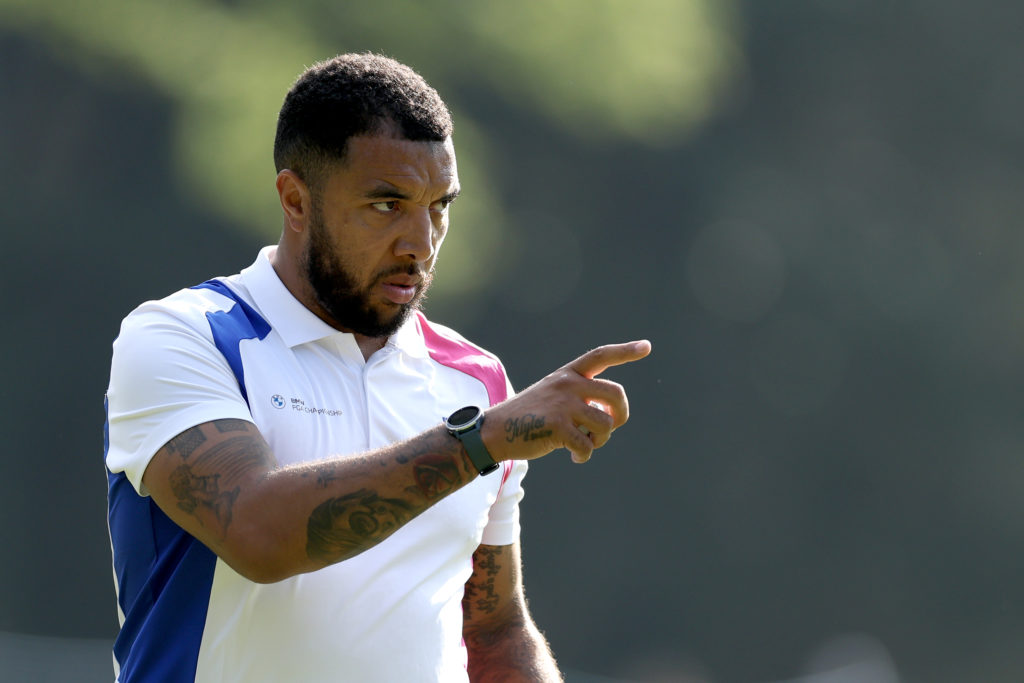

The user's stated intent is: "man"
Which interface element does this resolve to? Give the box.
[105,53,650,682]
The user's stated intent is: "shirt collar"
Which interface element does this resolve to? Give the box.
[388,311,429,359]
[239,245,428,359]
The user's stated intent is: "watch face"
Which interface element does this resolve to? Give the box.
[448,406,481,428]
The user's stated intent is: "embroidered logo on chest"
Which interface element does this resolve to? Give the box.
[269,395,343,417]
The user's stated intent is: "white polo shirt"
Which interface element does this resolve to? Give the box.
[105,246,527,683]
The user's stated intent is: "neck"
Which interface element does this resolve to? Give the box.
[355,334,388,361]
[271,242,396,361]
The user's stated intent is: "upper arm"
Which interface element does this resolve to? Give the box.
[142,419,278,564]
[105,303,254,492]
[107,303,285,579]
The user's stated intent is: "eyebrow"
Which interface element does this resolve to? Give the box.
[364,184,410,201]
[363,184,461,204]
[440,188,461,204]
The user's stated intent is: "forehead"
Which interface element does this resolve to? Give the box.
[328,133,458,198]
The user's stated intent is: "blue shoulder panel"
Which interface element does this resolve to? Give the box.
[191,279,272,407]
[107,397,216,682]
[105,280,273,680]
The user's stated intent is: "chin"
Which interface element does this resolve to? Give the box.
[361,304,416,338]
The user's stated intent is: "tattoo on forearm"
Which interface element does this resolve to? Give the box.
[464,546,504,618]
[411,454,461,499]
[306,489,413,563]
[504,414,553,443]
[166,427,207,459]
[301,463,341,489]
[463,545,555,679]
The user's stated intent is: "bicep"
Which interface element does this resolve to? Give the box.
[142,418,277,565]
[106,308,255,491]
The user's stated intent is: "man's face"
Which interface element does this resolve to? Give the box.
[300,133,459,337]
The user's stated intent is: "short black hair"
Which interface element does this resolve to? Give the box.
[273,53,453,191]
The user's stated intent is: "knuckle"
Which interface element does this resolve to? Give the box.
[547,369,570,387]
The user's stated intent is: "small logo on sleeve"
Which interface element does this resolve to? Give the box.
[271,395,286,409]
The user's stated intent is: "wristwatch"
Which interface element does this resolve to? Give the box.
[444,406,500,476]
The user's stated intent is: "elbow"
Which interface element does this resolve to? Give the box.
[231,558,295,585]
[217,519,303,585]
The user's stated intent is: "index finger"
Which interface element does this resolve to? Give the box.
[568,340,652,379]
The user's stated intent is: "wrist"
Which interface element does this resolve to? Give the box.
[477,409,507,463]
[444,406,499,476]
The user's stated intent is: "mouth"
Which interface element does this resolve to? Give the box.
[378,273,422,305]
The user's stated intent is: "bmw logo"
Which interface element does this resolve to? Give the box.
[271,394,286,409]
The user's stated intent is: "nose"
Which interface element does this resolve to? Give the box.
[394,207,437,263]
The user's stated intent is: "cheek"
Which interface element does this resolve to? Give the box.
[433,222,448,250]
[347,228,394,271]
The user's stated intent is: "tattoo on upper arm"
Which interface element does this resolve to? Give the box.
[166,427,207,459]
[214,419,251,433]
[161,429,273,535]
[504,414,553,443]
[169,465,239,533]
[189,435,274,482]
[306,489,413,564]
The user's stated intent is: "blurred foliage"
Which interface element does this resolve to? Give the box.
[0,0,740,306]
[291,0,744,141]
[6,1,1024,680]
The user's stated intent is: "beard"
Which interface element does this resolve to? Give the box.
[302,206,433,338]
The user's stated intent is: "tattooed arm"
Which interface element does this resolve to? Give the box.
[462,542,562,682]
[142,418,477,583]
[141,340,651,584]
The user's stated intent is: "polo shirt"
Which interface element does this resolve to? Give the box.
[105,246,527,682]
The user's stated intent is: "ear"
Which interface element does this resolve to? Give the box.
[276,169,312,234]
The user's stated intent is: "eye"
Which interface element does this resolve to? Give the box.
[431,198,453,213]
[371,201,398,213]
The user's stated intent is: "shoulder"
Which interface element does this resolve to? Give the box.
[117,277,253,339]
[414,312,511,405]
[415,313,501,362]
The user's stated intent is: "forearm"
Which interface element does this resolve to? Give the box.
[146,420,478,583]
[257,424,477,576]
[150,339,652,584]
[465,618,562,683]
[463,543,562,682]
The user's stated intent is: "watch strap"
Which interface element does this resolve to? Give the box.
[458,418,500,476]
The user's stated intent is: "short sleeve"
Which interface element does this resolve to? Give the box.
[105,300,254,495]
[480,460,528,546]
[478,376,525,545]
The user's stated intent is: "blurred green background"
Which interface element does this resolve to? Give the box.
[2,1,1023,681]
